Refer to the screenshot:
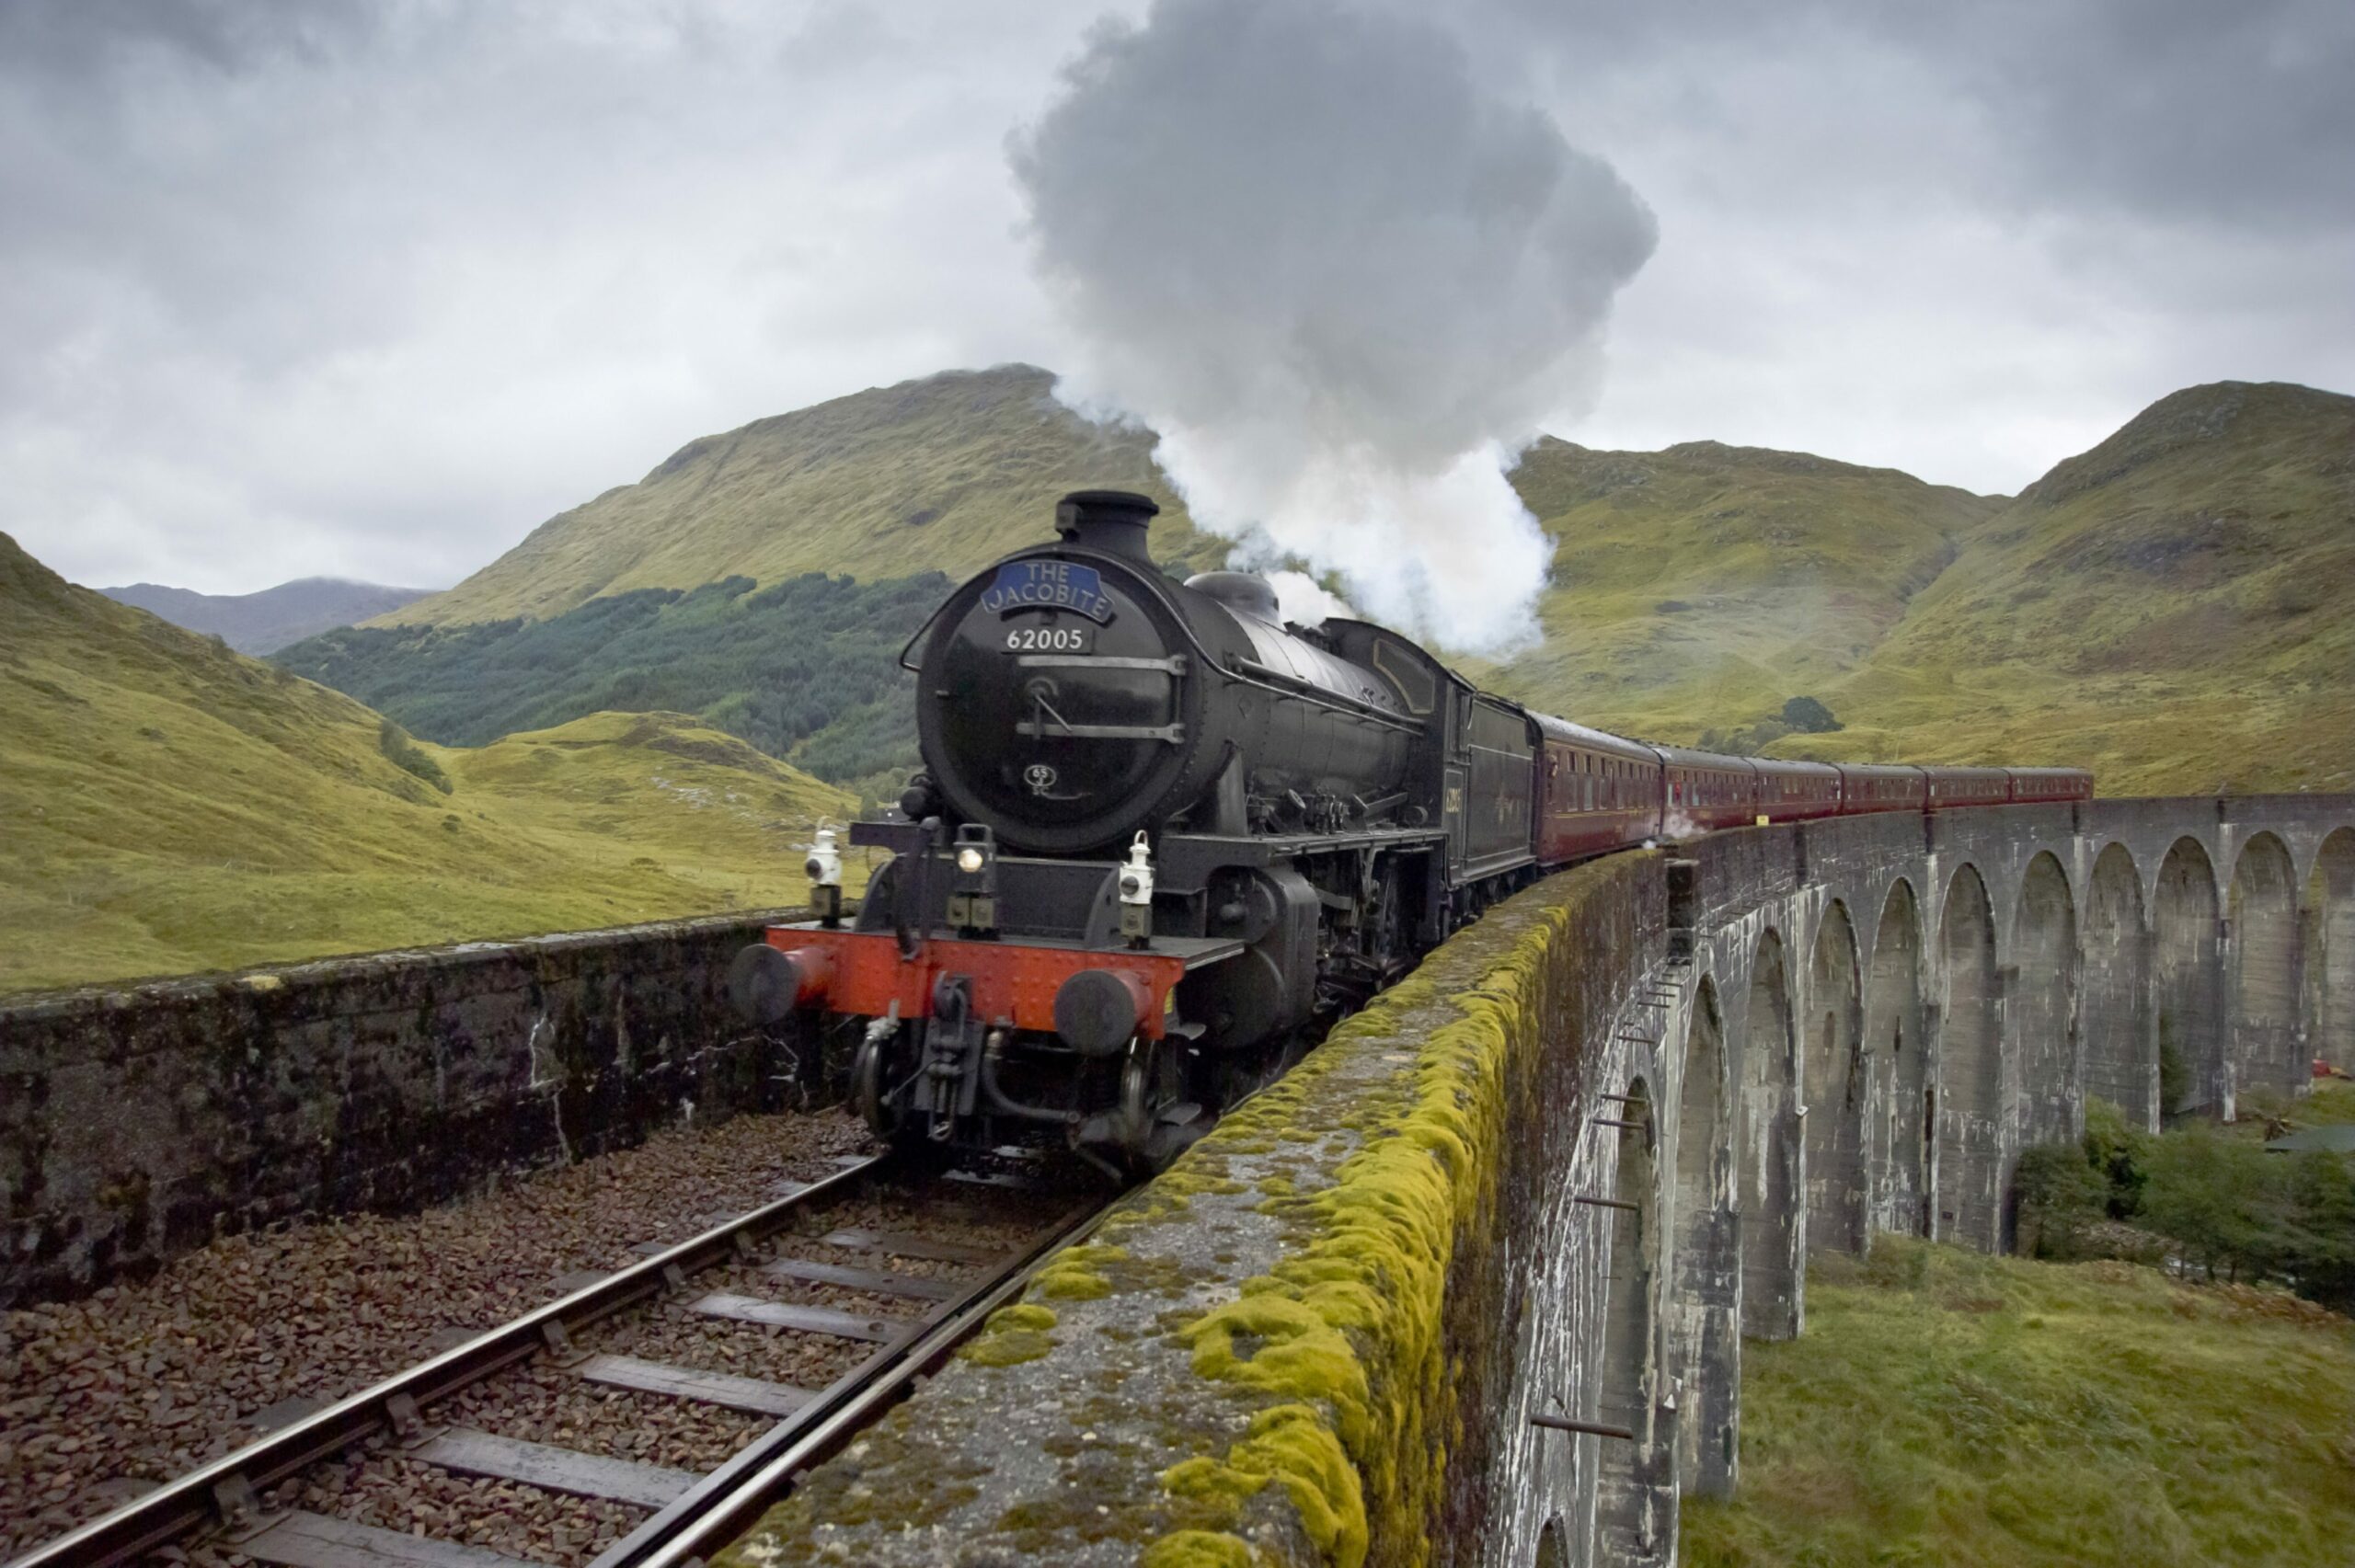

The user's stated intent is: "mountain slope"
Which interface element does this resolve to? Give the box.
[278,570,948,807]
[101,578,430,653]
[378,364,1228,628]
[315,366,2350,801]
[1775,382,2355,792]
[0,532,852,995]
[1486,438,1999,737]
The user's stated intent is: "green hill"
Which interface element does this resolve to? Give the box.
[278,570,951,807]
[321,369,2352,801]
[1763,382,2355,794]
[1483,438,1998,738]
[0,532,853,996]
[377,363,1227,628]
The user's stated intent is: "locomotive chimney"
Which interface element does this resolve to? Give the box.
[1054,488,1158,562]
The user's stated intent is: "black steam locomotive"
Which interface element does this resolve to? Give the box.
[729,489,2087,1173]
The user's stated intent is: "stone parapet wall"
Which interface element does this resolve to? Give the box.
[718,858,1663,1567]
[0,910,813,1309]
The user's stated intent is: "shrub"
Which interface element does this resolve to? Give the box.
[1780,695,1843,733]
[2013,1143,2109,1259]
[2139,1124,2266,1279]
[378,719,453,795]
[2082,1097,2149,1218]
[2158,1025,2191,1118]
[2276,1150,2355,1311]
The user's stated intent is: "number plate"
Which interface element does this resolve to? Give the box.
[1002,622,1095,654]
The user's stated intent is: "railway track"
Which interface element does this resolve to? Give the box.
[8,1152,1106,1568]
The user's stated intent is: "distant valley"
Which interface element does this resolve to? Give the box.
[101,577,432,654]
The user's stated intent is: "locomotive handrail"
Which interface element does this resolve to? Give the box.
[1015,719,1188,743]
[1227,656,1422,734]
[1015,652,1189,674]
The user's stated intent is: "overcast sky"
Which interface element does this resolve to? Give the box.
[5,0,2349,596]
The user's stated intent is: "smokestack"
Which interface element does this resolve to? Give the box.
[1054,488,1159,562]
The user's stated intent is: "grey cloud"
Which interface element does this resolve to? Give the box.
[0,0,1109,593]
[1866,0,2355,230]
[1469,0,2355,232]
[0,0,2347,601]
[0,1,380,77]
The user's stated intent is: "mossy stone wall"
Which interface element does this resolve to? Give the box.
[0,909,815,1308]
[717,858,1663,1567]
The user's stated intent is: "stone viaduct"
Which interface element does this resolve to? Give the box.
[725,794,2355,1568]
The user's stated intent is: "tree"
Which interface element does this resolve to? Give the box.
[2140,1126,2272,1280]
[2013,1143,2109,1259]
[2082,1097,2149,1218]
[1780,695,1843,733]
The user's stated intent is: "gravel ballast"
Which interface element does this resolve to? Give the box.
[2,1107,885,1561]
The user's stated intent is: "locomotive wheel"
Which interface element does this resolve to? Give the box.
[1117,1037,1154,1161]
[854,1028,899,1140]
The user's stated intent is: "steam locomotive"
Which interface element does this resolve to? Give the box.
[728,490,2090,1173]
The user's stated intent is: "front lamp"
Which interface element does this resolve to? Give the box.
[947,825,998,934]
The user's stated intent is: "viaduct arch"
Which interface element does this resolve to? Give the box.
[1576,795,2355,1566]
[733,795,2355,1568]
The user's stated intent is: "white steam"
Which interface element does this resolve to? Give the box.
[1011,0,1657,652]
[1265,569,1354,629]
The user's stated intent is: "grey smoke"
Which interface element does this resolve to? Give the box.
[1011,0,1656,650]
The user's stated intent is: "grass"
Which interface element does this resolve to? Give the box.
[0,532,855,996]
[1683,1238,2355,1568]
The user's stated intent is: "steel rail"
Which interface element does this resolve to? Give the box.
[595,1195,1110,1568]
[5,1150,896,1568]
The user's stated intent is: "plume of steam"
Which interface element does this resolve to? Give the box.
[1011,0,1657,652]
[1265,568,1353,628]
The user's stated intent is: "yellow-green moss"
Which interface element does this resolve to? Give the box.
[1156,1405,1370,1563]
[959,1301,1060,1368]
[1181,1293,1372,1448]
[1132,857,1637,1568]
[1037,1242,1130,1302]
[1235,1404,1368,1562]
[1163,1455,1270,1514]
[1142,1531,1263,1568]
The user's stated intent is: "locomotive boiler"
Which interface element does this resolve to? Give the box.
[729,487,2091,1174]
[909,489,1418,854]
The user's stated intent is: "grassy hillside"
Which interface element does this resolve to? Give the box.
[1775,382,2355,794]
[278,571,949,806]
[0,532,852,996]
[328,369,2350,799]
[1483,438,1998,736]
[379,363,1228,628]
[1683,1239,2355,1568]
